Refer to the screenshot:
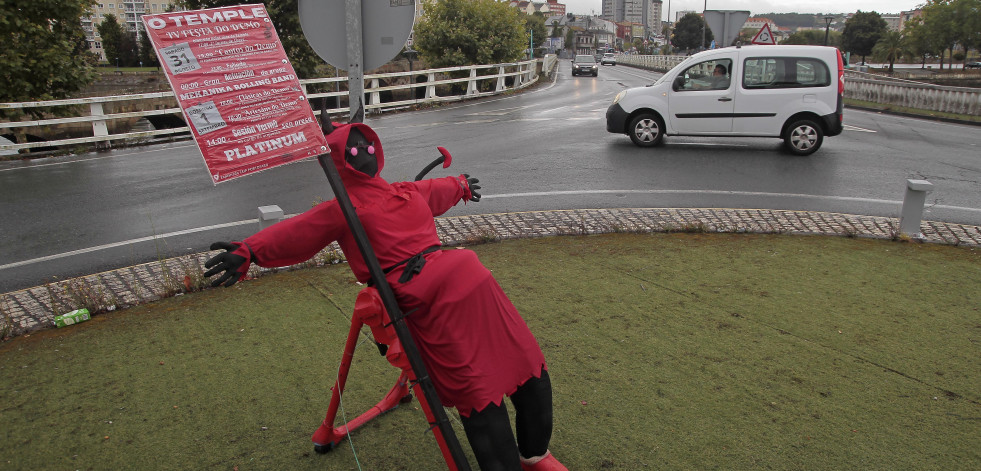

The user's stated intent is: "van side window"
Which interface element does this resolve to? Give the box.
[742,57,831,89]
[673,58,733,91]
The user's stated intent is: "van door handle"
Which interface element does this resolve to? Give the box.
[718,97,733,102]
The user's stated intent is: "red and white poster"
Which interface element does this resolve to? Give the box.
[142,4,328,184]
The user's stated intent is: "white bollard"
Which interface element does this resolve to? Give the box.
[899,179,933,237]
[257,205,284,230]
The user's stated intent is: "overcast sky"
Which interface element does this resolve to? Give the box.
[562,0,926,18]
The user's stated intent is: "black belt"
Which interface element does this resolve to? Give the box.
[370,245,441,285]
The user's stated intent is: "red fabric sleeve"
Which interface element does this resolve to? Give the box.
[392,175,468,217]
[243,200,345,267]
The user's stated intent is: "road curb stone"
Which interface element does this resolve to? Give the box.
[2,208,979,340]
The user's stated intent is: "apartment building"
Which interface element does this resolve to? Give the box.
[601,0,662,39]
[81,1,178,61]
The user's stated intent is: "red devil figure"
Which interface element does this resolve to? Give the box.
[204,121,567,471]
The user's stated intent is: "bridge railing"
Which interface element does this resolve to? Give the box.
[613,54,688,71]
[842,69,981,117]
[0,57,550,154]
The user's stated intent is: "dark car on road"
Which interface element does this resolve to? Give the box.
[966,62,981,69]
[572,55,598,77]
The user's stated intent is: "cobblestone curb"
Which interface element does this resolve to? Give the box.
[2,208,979,340]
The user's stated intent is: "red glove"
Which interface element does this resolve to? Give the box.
[203,241,252,287]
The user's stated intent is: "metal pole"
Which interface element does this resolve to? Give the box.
[824,16,833,46]
[344,0,365,123]
[529,29,534,59]
[701,0,706,50]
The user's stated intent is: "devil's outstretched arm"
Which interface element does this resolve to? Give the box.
[244,200,346,267]
[394,174,480,217]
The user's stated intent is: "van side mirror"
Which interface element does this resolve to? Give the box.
[673,76,687,91]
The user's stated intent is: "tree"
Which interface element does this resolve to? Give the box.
[118,29,140,67]
[901,17,931,67]
[921,0,958,69]
[549,20,562,38]
[841,10,888,64]
[0,0,98,104]
[951,0,981,66]
[525,13,547,58]
[871,31,906,73]
[138,28,159,68]
[780,29,840,47]
[565,27,576,53]
[97,14,124,67]
[413,0,526,67]
[180,0,324,77]
[671,12,713,53]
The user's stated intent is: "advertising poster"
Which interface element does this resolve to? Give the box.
[142,4,328,184]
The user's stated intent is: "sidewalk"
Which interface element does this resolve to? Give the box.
[3,207,980,339]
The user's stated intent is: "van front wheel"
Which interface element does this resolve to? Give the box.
[783,119,823,156]
[629,114,665,147]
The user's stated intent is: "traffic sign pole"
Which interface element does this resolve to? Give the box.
[344,0,365,123]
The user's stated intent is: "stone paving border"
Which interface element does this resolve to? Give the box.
[2,208,979,340]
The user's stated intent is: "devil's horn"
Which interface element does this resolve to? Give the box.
[319,97,334,135]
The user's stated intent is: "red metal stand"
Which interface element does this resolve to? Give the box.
[311,287,465,470]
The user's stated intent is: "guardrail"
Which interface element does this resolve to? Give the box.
[0,57,555,154]
[843,70,981,116]
[613,54,687,71]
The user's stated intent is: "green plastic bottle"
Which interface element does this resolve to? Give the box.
[54,308,91,328]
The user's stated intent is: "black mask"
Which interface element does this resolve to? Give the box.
[345,128,378,177]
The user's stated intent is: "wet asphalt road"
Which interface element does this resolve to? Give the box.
[2,61,980,293]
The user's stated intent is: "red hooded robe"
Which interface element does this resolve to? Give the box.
[241,123,546,416]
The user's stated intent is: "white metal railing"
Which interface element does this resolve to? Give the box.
[614,54,687,71]
[0,57,549,153]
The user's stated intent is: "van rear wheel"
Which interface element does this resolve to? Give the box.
[784,119,823,156]
[628,113,664,147]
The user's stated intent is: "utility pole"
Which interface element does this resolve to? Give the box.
[701,0,707,51]
[824,16,834,46]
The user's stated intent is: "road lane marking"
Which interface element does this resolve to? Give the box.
[0,142,198,172]
[844,124,876,133]
[0,217,280,271]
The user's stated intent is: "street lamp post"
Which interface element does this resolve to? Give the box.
[403,47,417,73]
[824,16,834,46]
[528,29,534,60]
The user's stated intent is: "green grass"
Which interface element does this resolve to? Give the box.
[2,233,979,470]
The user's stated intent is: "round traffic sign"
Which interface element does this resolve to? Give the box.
[299,0,416,71]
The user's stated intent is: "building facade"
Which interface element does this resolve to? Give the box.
[509,0,567,17]
[601,0,662,39]
[82,1,178,62]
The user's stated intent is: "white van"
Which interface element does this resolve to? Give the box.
[606,45,844,155]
